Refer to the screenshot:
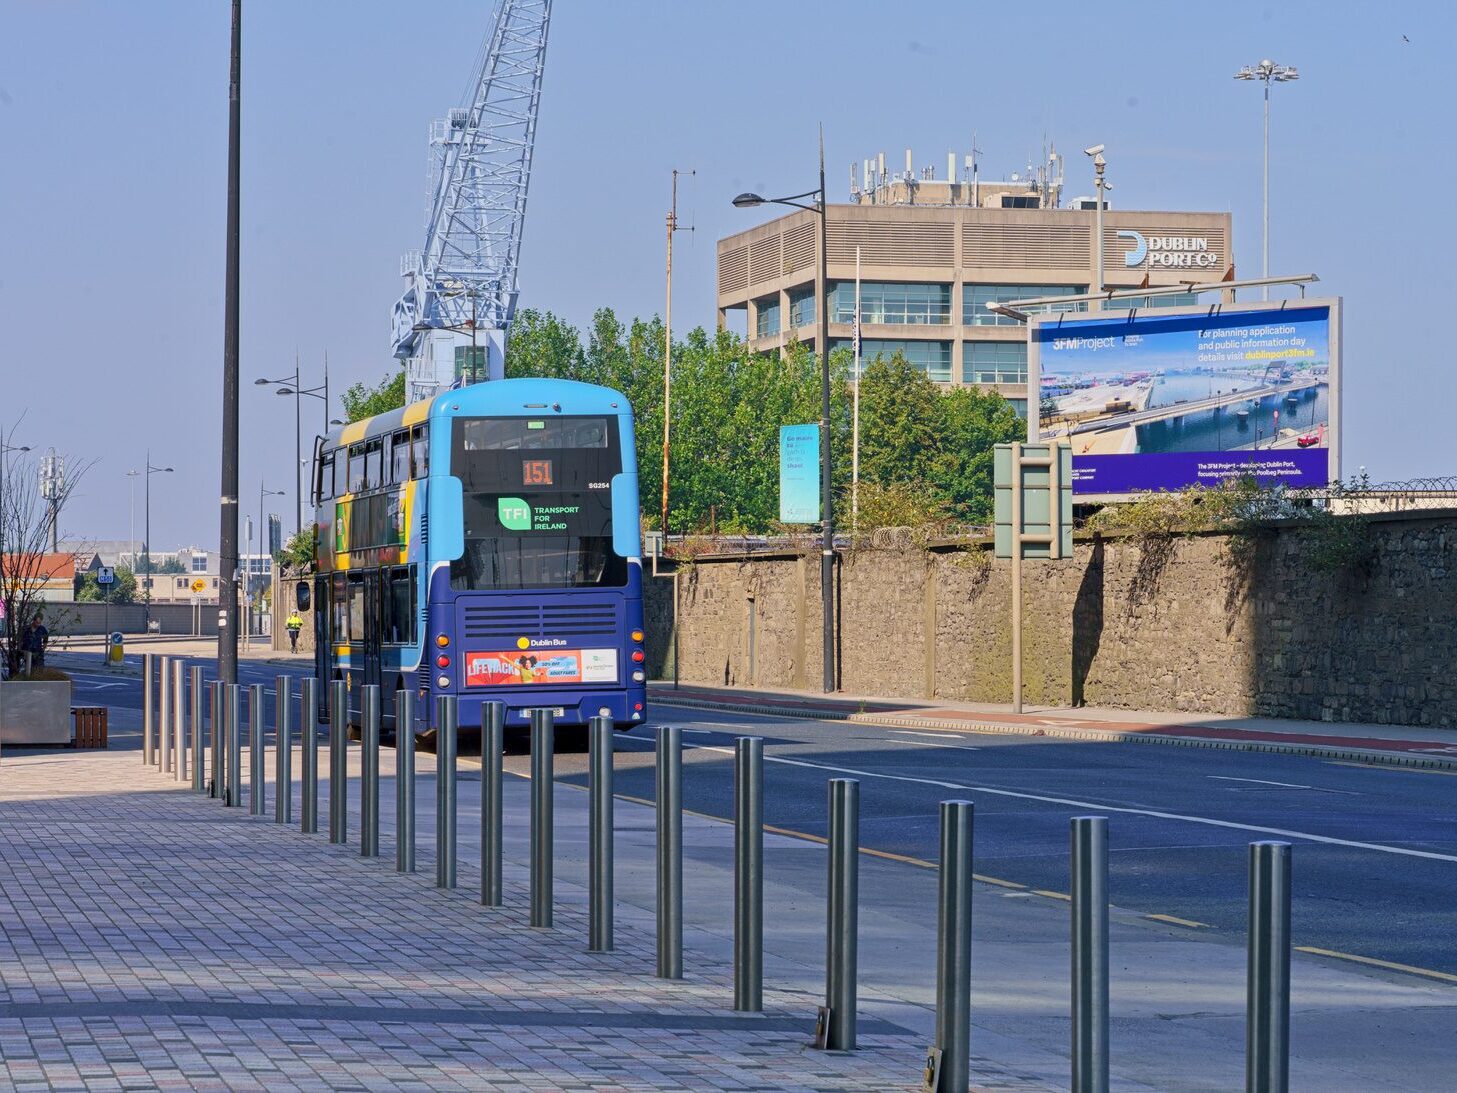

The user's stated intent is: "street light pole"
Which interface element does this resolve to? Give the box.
[218,0,242,687]
[1085,145,1108,310]
[731,124,837,694]
[1235,60,1299,301]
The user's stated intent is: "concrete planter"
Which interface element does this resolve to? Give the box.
[0,680,74,746]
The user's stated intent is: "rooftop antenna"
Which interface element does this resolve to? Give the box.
[970,132,982,208]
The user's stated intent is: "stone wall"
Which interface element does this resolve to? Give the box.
[644,510,1457,728]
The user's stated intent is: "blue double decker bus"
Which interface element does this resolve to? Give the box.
[310,378,647,735]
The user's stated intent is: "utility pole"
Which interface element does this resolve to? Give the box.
[218,0,242,686]
[662,168,693,541]
[816,124,834,694]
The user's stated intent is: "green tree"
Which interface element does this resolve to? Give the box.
[340,369,407,423]
[76,565,137,604]
[855,355,946,489]
[276,525,317,571]
[935,386,1025,523]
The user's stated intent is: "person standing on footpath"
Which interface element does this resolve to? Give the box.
[285,611,304,653]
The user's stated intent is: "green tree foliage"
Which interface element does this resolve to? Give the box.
[276,525,318,571]
[76,565,137,604]
[341,369,407,423]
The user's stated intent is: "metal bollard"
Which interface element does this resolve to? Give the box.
[656,725,683,978]
[734,736,764,1012]
[935,800,975,1090]
[480,700,504,902]
[300,678,319,834]
[825,778,860,1051]
[529,708,554,927]
[274,675,292,823]
[588,715,614,952]
[249,684,265,815]
[1071,816,1109,1093]
[142,653,155,766]
[190,666,204,793]
[395,690,416,872]
[329,680,348,844]
[435,695,458,888]
[1247,841,1292,1093]
[226,684,242,807]
[173,661,188,782]
[209,681,222,798]
[159,655,172,773]
[361,685,380,857]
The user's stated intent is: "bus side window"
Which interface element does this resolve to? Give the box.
[364,437,383,490]
[334,451,347,498]
[390,430,410,484]
[319,453,334,501]
[347,572,365,641]
[410,424,429,478]
[331,573,349,643]
[386,566,415,644]
[348,444,366,494]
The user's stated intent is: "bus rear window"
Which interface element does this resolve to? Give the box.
[459,417,610,451]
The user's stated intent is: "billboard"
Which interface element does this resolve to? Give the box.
[464,648,619,687]
[1029,299,1340,497]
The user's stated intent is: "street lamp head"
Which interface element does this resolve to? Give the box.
[253,378,271,386]
[1083,144,1104,157]
[162,467,174,473]
[1276,66,1299,81]
[329,418,345,427]
[1234,66,1256,80]
[276,387,296,395]
[731,192,766,208]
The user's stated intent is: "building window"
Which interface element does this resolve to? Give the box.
[964,284,1086,326]
[834,339,952,383]
[191,555,209,573]
[833,282,951,325]
[1008,399,1028,418]
[754,296,781,338]
[788,286,816,329]
[963,341,1028,385]
[1098,293,1200,312]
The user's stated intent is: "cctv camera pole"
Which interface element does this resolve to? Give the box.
[1091,150,1107,312]
[217,0,242,688]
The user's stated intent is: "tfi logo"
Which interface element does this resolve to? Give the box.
[498,498,532,531]
[1118,230,1147,267]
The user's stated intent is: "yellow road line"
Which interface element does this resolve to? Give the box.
[1296,946,1457,984]
[1145,913,1211,929]
[1032,889,1071,902]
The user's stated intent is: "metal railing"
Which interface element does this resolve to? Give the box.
[136,660,1298,1092]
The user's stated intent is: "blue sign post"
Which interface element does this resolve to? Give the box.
[779,424,820,524]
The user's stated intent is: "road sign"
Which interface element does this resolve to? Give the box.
[191,578,208,594]
[96,566,115,585]
[993,442,1074,714]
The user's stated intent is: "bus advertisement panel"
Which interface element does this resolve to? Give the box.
[1029,299,1340,497]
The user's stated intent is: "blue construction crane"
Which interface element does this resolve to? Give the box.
[391,0,552,401]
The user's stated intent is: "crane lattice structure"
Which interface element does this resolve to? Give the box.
[391,0,552,402]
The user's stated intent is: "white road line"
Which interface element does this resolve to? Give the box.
[662,740,1457,865]
[886,738,982,753]
[1209,775,1312,790]
[891,730,969,740]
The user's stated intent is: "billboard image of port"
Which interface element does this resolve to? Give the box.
[1029,299,1340,496]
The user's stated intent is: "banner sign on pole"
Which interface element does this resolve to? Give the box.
[779,424,820,524]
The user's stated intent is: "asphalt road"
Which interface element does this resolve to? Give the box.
[59,651,1457,983]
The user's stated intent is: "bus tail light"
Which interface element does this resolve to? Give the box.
[436,634,450,648]
[631,630,644,642]
[631,650,645,663]
[632,670,645,682]
[436,654,451,669]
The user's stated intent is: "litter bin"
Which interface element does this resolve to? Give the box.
[107,631,124,664]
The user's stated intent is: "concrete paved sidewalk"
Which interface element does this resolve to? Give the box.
[650,682,1457,769]
[0,741,968,1091]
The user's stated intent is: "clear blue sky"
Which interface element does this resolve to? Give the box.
[1,0,1450,552]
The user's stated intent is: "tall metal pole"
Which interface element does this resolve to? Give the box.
[274,674,292,822]
[480,700,504,902]
[143,450,153,632]
[1262,81,1270,301]
[190,665,204,793]
[935,800,975,1092]
[1247,841,1292,1093]
[173,660,187,782]
[1071,816,1110,1093]
[361,684,380,857]
[656,725,683,978]
[293,354,302,534]
[141,653,154,766]
[851,245,861,534]
[217,0,242,687]
[662,168,692,541]
[396,690,416,872]
[1010,441,1023,715]
[817,124,835,694]
[248,683,265,815]
[588,715,614,953]
[210,681,222,798]
[300,677,319,833]
[159,655,172,774]
[734,736,764,1012]
[435,695,457,888]
[529,708,554,927]
[825,777,859,1051]
[329,679,347,843]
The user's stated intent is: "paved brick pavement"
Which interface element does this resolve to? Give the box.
[0,743,1045,1091]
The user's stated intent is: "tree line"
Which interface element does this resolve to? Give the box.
[344,307,1026,534]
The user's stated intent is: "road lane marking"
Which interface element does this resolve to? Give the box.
[1145,913,1211,929]
[1031,889,1071,901]
[891,730,969,740]
[885,739,982,753]
[1327,760,1457,778]
[1208,775,1312,789]
[1295,947,1457,985]
[664,740,1457,865]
